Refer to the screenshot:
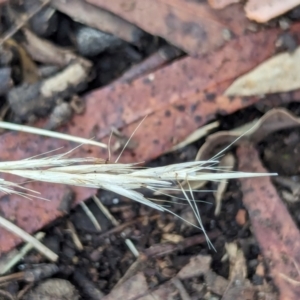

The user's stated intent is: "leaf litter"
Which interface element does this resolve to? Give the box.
[4,2,297,299]
[0,21,294,255]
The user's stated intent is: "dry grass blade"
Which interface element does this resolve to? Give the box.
[0,232,45,275]
[0,216,57,262]
[0,121,107,148]
[79,201,101,231]
[167,121,219,152]
[93,195,139,257]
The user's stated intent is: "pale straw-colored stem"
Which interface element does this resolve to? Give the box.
[0,216,58,262]
[0,121,107,148]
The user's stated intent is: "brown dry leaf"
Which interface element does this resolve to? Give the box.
[138,280,177,300]
[245,0,300,23]
[208,0,241,9]
[103,272,149,300]
[161,233,184,243]
[205,271,229,295]
[86,0,251,56]
[221,242,256,300]
[0,25,298,253]
[225,47,300,96]
[237,144,300,300]
[80,26,299,164]
[225,242,247,281]
[177,255,212,279]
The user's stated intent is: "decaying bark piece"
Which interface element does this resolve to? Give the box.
[86,0,251,56]
[237,144,300,300]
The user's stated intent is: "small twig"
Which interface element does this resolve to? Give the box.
[0,264,59,284]
[93,195,140,257]
[0,232,45,275]
[127,240,139,258]
[93,195,119,226]
[0,121,106,148]
[73,269,105,299]
[0,216,58,262]
[98,215,159,239]
[143,230,220,258]
[0,289,16,300]
[172,278,192,300]
[0,0,51,45]
[0,272,23,284]
[17,283,34,300]
[121,233,139,258]
[115,45,182,84]
[66,220,83,251]
[79,202,101,231]
[23,264,59,282]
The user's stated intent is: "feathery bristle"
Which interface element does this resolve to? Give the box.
[0,151,276,249]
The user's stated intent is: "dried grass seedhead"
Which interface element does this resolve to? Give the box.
[0,120,277,250]
[0,148,275,249]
